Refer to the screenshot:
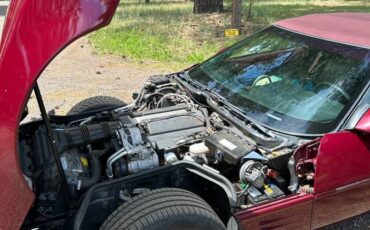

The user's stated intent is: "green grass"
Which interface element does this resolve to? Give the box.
[90,0,370,69]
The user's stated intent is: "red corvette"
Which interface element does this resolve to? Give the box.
[0,0,369,229]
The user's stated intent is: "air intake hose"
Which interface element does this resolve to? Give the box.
[65,121,121,146]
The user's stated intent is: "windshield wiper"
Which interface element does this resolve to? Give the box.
[221,100,275,137]
[178,71,273,136]
[177,71,209,91]
[176,72,291,150]
[206,97,291,150]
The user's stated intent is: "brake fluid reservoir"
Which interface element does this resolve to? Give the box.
[185,142,210,164]
[189,142,210,155]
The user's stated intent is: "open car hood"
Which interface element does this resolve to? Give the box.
[0,0,119,228]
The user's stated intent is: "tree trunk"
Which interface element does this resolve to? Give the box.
[247,0,254,19]
[231,0,243,31]
[193,0,223,14]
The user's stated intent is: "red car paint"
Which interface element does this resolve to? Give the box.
[235,125,370,229]
[235,194,314,229]
[314,131,370,193]
[0,1,369,229]
[0,0,118,228]
[275,13,370,48]
[312,178,370,228]
[356,109,370,133]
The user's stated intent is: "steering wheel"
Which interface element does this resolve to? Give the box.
[252,75,273,87]
[314,82,350,101]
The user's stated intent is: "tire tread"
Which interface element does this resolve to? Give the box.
[100,188,225,230]
[67,96,126,115]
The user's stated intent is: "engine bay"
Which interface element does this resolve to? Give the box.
[19,74,315,220]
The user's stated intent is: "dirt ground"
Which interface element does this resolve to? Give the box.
[27,37,175,120]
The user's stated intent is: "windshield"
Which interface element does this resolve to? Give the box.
[188,27,370,135]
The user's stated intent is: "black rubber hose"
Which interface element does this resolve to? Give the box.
[156,87,177,93]
[91,146,111,158]
[65,121,121,147]
[200,107,211,132]
[80,154,101,190]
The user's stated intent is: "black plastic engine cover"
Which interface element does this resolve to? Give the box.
[205,129,255,165]
[123,106,206,152]
[145,112,205,151]
[145,115,203,135]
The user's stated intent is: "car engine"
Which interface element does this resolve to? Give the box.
[19,74,303,218]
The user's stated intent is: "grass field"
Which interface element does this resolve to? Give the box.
[90,0,370,69]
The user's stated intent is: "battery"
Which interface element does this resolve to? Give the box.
[247,183,285,204]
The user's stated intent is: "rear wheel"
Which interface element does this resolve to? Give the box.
[67,96,126,115]
[100,188,225,230]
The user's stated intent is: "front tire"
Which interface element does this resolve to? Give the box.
[67,96,126,115]
[100,188,225,230]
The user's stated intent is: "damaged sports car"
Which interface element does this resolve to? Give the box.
[0,0,369,229]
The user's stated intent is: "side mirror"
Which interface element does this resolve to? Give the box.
[346,104,370,134]
[354,109,370,134]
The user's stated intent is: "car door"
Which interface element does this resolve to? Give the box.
[311,89,370,229]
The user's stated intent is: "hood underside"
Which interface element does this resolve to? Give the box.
[0,0,119,228]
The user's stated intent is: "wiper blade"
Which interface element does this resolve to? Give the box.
[206,97,290,150]
[179,71,273,137]
[180,72,228,101]
[178,71,209,91]
[177,72,292,149]
[221,100,275,138]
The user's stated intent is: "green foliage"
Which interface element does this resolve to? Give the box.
[250,0,370,24]
[90,0,370,69]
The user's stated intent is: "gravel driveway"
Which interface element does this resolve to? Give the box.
[27,37,174,119]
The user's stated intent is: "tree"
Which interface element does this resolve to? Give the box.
[231,0,243,31]
[247,0,254,19]
[193,0,223,14]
